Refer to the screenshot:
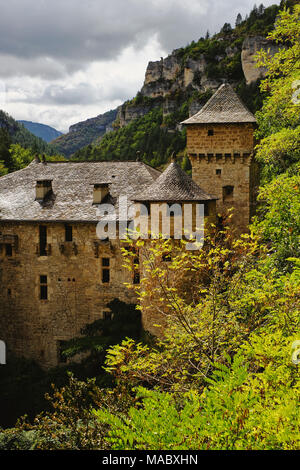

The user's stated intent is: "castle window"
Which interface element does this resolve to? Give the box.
[40,275,48,300]
[208,129,214,136]
[65,224,73,242]
[5,244,12,257]
[204,203,209,217]
[216,169,222,176]
[102,258,110,283]
[223,185,234,202]
[39,225,47,256]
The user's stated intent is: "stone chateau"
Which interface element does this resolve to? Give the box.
[0,84,258,368]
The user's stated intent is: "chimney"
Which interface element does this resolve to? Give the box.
[34,154,41,163]
[93,183,110,204]
[36,180,53,201]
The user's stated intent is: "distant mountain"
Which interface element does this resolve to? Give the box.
[51,108,118,158]
[0,110,59,155]
[18,120,63,143]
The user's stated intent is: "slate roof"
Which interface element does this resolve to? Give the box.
[0,160,161,222]
[181,83,257,125]
[134,161,217,202]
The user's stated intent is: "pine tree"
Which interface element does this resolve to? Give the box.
[235,13,242,26]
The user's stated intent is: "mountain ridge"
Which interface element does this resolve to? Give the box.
[17,120,63,143]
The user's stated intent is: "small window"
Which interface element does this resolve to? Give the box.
[5,244,12,257]
[204,203,210,217]
[103,311,112,321]
[7,288,11,297]
[40,275,48,300]
[208,129,214,136]
[65,224,73,242]
[223,185,234,202]
[216,169,222,176]
[102,258,110,283]
[39,225,47,256]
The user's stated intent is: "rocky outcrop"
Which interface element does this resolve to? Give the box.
[140,52,213,99]
[116,100,162,128]
[241,36,279,84]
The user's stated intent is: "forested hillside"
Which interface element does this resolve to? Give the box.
[51,108,118,158]
[0,110,61,173]
[18,120,63,143]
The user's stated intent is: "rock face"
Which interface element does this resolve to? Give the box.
[241,36,279,84]
[115,51,222,129]
[116,101,162,128]
[140,51,214,99]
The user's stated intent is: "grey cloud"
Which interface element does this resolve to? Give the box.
[41,82,131,105]
[9,82,132,106]
[0,0,280,78]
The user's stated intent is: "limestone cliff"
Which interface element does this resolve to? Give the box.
[241,36,279,84]
[115,32,278,130]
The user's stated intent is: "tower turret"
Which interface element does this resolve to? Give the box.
[182,83,258,233]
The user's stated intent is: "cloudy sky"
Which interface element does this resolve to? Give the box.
[0,0,280,133]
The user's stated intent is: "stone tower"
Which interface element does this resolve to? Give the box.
[182,83,259,233]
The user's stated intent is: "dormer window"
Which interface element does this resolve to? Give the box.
[36,180,53,201]
[93,183,109,204]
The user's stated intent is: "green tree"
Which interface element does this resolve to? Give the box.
[254,4,300,179]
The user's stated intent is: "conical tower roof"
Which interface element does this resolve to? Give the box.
[134,160,217,202]
[181,83,256,125]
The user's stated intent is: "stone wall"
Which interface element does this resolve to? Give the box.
[186,123,258,233]
[0,222,137,368]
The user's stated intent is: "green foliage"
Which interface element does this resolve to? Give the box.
[0,110,58,157]
[253,168,300,270]
[61,299,142,373]
[254,4,300,181]
[0,373,136,450]
[74,107,186,167]
[0,111,64,174]
[96,342,300,450]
